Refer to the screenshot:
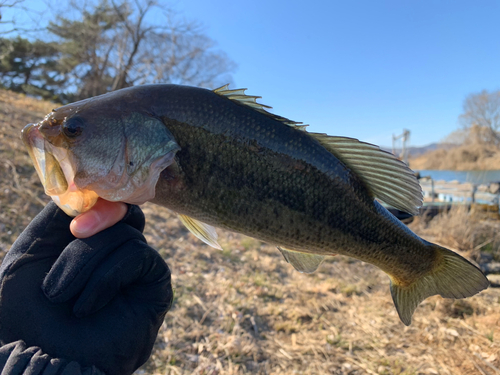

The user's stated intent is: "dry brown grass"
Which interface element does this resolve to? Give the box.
[140,206,500,375]
[0,89,499,375]
[0,89,53,251]
[409,144,500,171]
[409,206,500,262]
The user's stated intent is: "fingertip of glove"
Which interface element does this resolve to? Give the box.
[73,302,92,319]
[36,201,73,226]
[41,276,65,303]
[45,201,75,221]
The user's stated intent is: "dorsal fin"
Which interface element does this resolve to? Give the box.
[213,84,308,130]
[213,85,422,214]
[178,214,222,250]
[308,134,423,215]
[278,246,325,273]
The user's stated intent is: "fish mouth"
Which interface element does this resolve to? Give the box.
[22,123,99,216]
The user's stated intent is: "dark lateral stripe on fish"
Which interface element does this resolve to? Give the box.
[215,85,422,215]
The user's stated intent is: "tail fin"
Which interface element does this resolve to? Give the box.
[390,242,489,326]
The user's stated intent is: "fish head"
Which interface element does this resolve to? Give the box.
[22,93,180,216]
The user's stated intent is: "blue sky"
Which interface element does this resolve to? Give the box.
[4,0,500,147]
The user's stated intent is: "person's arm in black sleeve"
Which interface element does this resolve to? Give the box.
[0,202,174,375]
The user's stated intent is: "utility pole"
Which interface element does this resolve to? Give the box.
[392,129,411,165]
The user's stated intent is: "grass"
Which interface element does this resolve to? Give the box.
[409,142,500,171]
[0,89,499,374]
[409,205,500,262]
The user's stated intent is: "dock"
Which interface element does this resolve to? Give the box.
[385,177,500,221]
[419,177,500,206]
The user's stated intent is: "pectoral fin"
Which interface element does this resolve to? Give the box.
[278,247,325,273]
[178,214,222,250]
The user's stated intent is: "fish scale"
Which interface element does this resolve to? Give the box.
[22,84,489,325]
[153,93,428,265]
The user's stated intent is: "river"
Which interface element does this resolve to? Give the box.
[416,170,500,185]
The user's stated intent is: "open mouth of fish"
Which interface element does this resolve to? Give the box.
[22,123,98,216]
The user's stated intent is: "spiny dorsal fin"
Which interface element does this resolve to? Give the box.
[278,246,325,273]
[178,214,222,250]
[213,84,308,130]
[309,134,423,215]
[214,85,421,214]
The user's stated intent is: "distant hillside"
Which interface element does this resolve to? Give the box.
[409,143,500,170]
[383,142,457,158]
[408,142,457,158]
[383,141,500,170]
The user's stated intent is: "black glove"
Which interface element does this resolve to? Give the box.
[0,340,104,374]
[0,202,173,375]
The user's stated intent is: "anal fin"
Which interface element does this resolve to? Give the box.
[178,214,222,250]
[278,247,325,273]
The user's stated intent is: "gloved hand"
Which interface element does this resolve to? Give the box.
[0,340,104,374]
[0,202,173,375]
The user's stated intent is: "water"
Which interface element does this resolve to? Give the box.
[416,170,500,185]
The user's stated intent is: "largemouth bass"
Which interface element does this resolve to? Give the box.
[22,84,489,325]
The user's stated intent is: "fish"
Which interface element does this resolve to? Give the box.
[22,84,489,325]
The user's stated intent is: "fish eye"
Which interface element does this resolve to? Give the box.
[63,117,84,138]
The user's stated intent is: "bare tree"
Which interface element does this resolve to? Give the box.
[459,89,500,145]
[108,0,235,90]
[143,19,235,87]
[0,0,50,35]
[108,0,154,90]
[48,0,235,101]
[48,0,129,98]
[0,0,25,34]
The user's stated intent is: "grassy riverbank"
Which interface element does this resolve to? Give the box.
[409,143,500,171]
